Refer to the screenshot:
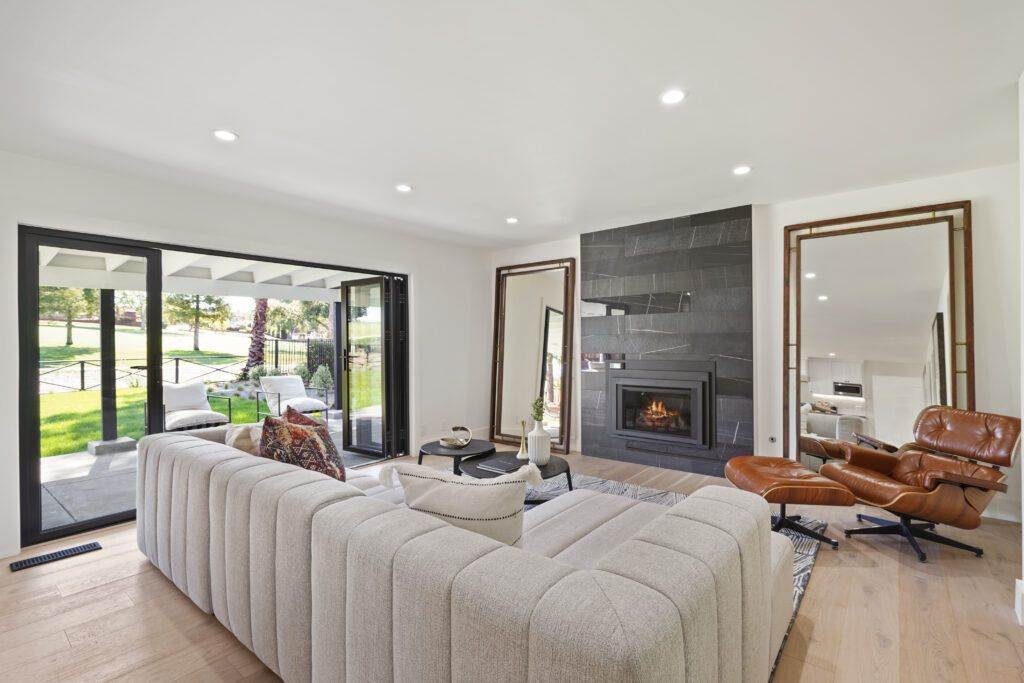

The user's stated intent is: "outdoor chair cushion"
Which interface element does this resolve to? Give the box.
[260,375,307,414]
[165,409,229,431]
[282,396,329,414]
[164,380,212,412]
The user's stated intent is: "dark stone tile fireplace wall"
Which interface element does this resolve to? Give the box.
[580,205,754,476]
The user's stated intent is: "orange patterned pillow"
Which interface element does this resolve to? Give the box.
[259,415,345,481]
[284,405,323,427]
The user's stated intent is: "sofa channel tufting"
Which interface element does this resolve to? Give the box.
[137,428,794,682]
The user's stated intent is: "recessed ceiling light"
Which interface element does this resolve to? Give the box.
[732,165,752,176]
[804,272,817,279]
[212,129,238,142]
[829,352,836,357]
[817,295,829,301]
[395,184,413,193]
[660,88,687,105]
[506,217,519,225]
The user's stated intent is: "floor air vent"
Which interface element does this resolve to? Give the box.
[9,541,102,572]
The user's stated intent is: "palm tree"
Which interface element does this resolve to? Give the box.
[244,298,268,375]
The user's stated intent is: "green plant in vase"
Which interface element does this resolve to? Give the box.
[527,396,551,465]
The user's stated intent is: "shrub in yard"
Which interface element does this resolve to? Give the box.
[250,364,286,382]
[293,364,311,385]
[249,364,268,382]
[310,364,333,392]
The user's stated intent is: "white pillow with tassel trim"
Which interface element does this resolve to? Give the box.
[378,461,542,546]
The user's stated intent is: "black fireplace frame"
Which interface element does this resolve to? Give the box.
[606,363,715,450]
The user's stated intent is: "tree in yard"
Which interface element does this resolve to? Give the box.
[243,298,269,376]
[164,294,230,351]
[266,299,332,339]
[39,287,98,345]
[266,300,301,339]
[115,290,148,329]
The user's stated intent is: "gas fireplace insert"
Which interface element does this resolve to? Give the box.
[606,365,713,449]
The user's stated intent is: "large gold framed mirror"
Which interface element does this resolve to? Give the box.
[783,202,974,459]
[490,258,575,453]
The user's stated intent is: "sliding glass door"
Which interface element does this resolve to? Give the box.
[19,228,162,546]
[19,226,409,546]
[341,278,385,456]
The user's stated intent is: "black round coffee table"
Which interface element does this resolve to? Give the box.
[461,453,573,499]
[418,439,496,475]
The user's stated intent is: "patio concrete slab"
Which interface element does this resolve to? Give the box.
[38,427,383,529]
[44,470,137,525]
[41,485,75,530]
[41,449,138,484]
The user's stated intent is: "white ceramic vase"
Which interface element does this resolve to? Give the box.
[527,419,551,466]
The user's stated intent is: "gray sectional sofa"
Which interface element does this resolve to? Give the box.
[136,429,794,682]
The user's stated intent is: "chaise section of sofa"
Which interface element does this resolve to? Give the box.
[137,432,794,682]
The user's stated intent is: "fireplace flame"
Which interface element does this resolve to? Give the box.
[636,397,686,432]
[644,399,676,419]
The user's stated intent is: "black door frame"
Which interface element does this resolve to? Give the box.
[19,227,163,547]
[340,276,387,457]
[18,224,410,547]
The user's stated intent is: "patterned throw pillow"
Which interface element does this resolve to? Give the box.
[259,415,346,481]
[283,405,323,427]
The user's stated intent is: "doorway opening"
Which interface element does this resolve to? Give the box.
[20,225,409,546]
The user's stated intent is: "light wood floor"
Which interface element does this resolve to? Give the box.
[2,451,1022,682]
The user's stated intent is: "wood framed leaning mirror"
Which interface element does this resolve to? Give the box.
[783,201,974,460]
[491,258,576,453]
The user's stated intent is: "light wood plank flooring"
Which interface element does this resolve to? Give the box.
[2,450,1021,682]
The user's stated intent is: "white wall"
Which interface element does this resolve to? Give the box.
[489,238,582,451]
[862,360,929,441]
[753,163,1021,521]
[0,149,494,559]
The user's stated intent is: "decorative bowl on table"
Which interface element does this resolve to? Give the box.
[439,425,472,449]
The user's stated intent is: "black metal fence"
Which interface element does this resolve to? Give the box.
[261,337,335,375]
[38,337,337,393]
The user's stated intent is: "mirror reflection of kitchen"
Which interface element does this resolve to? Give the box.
[800,222,952,453]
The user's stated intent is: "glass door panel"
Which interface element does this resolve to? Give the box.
[21,230,161,544]
[342,279,384,455]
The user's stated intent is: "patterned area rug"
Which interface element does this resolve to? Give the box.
[526,473,823,667]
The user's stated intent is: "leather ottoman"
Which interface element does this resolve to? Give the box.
[725,455,856,548]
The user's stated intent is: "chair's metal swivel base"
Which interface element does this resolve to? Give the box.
[843,513,983,563]
[772,503,839,549]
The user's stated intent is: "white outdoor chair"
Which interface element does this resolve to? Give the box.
[258,374,330,424]
[160,380,231,431]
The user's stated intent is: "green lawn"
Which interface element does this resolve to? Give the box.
[38,321,383,457]
[39,367,380,457]
[40,321,253,363]
[38,387,262,457]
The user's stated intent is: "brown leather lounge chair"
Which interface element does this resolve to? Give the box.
[821,406,1020,562]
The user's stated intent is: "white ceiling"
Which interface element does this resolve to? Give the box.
[801,223,949,364]
[1,2,1022,246]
